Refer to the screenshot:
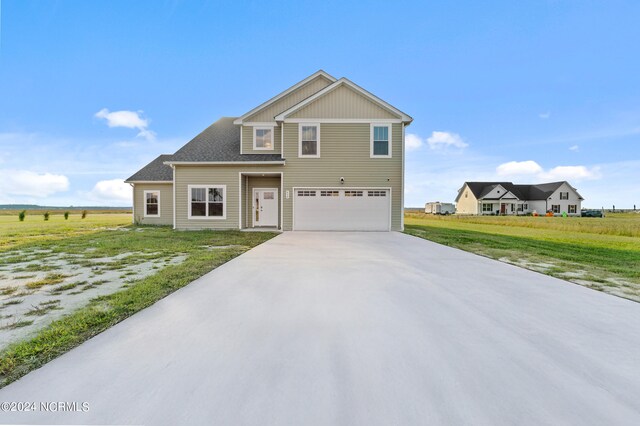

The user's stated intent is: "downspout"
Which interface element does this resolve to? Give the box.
[171,164,176,229]
[129,183,135,224]
[401,122,405,231]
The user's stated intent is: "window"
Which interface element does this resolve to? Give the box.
[568,205,577,214]
[368,190,387,197]
[551,204,560,213]
[320,190,339,197]
[559,192,569,200]
[345,190,363,197]
[510,204,515,212]
[263,191,275,200]
[144,191,160,217]
[189,185,226,219]
[371,124,391,158]
[523,204,528,210]
[482,203,493,212]
[297,190,316,197]
[253,127,274,150]
[299,124,319,157]
[517,204,524,212]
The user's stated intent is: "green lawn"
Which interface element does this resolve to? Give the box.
[0,212,132,249]
[0,222,277,387]
[404,212,640,301]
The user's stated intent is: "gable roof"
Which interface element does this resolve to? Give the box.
[167,117,284,163]
[458,181,583,202]
[233,70,336,124]
[125,154,174,183]
[274,77,413,123]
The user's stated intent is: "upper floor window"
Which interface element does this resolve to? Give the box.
[144,190,160,217]
[299,124,320,157]
[371,124,391,158]
[559,191,569,200]
[189,185,226,219]
[253,127,274,150]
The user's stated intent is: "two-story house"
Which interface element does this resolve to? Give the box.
[455,181,584,216]
[125,71,412,231]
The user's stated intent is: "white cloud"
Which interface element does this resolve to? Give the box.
[539,112,551,119]
[496,160,600,181]
[405,133,423,151]
[496,160,544,176]
[569,145,579,151]
[542,165,601,181]
[87,179,132,203]
[426,131,468,150]
[0,169,69,197]
[95,108,156,140]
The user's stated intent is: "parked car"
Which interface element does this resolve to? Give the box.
[581,209,603,218]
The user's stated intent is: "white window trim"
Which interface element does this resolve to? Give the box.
[298,123,320,158]
[253,126,275,151]
[188,184,227,220]
[143,190,161,218]
[370,123,392,158]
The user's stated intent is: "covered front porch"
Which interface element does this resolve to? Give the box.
[240,172,282,230]
[479,199,525,215]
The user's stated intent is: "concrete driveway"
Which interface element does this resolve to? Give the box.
[1,232,640,425]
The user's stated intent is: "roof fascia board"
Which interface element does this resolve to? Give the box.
[233,71,336,124]
[164,161,285,166]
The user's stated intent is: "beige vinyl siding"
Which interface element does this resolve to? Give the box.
[288,85,400,120]
[241,125,281,154]
[455,186,479,215]
[244,75,333,122]
[244,176,281,228]
[281,122,403,231]
[133,183,173,225]
[175,165,282,230]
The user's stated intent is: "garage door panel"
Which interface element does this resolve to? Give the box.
[294,189,390,231]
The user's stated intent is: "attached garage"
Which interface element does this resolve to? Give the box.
[293,188,391,231]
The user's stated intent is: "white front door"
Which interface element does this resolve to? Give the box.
[253,188,278,227]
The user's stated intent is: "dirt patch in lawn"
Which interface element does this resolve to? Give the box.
[0,248,186,349]
[497,256,640,302]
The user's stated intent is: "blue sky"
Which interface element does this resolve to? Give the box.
[0,0,638,208]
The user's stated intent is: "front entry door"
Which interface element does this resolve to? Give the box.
[253,188,278,227]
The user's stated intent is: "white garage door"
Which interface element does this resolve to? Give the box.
[294,188,390,231]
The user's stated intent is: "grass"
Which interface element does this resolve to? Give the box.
[0,225,277,387]
[0,320,34,331]
[0,213,132,249]
[404,212,640,300]
[25,273,69,289]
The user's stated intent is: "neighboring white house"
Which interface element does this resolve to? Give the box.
[455,181,584,216]
[425,202,456,215]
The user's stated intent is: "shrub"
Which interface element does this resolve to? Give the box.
[43,212,50,221]
[18,210,26,222]
[81,210,87,219]
[64,211,69,220]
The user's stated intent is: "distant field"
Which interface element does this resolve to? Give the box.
[404,212,640,302]
[0,209,130,216]
[0,213,132,249]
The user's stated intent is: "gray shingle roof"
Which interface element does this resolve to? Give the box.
[170,117,284,162]
[125,154,174,182]
[460,181,569,201]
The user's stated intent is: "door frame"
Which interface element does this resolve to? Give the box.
[252,187,279,227]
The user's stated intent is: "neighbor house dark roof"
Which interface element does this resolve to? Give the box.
[125,154,174,182]
[169,117,284,163]
[459,181,577,201]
